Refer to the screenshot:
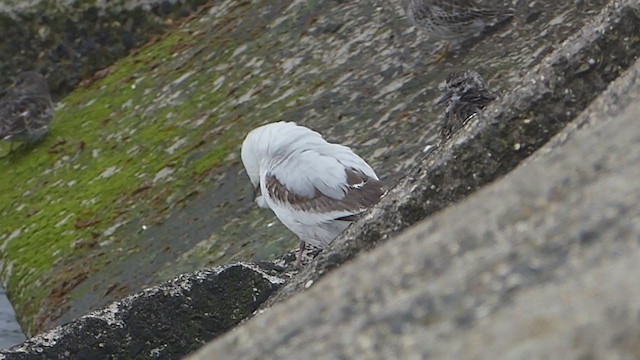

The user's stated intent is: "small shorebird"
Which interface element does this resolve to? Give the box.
[437,70,497,138]
[401,0,514,62]
[0,71,54,155]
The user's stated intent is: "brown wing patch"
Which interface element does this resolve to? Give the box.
[266,168,384,218]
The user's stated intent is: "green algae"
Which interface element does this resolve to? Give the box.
[0,0,324,334]
[0,28,247,334]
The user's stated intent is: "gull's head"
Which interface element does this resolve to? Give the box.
[241,121,317,206]
[241,133,262,192]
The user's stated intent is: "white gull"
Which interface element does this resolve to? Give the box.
[241,121,384,267]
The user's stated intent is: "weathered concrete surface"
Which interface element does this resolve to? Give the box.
[0,0,623,338]
[0,263,285,359]
[0,1,640,358]
[0,0,209,99]
[263,0,640,307]
[187,54,640,359]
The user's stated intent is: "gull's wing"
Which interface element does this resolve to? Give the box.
[265,143,383,221]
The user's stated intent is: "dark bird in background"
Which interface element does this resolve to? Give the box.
[0,71,54,155]
[436,70,497,138]
[401,0,515,62]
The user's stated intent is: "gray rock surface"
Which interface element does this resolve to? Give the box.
[1,0,638,356]
[264,0,640,308]
[0,0,208,99]
[187,54,640,359]
[0,0,618,336]
[0,263,285,359]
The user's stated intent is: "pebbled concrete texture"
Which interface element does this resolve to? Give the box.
[187,54,640,359]
[263,0,640,308]
[0,0,209,99]
[3,0,621,336]
[0,0,640,359]
[0,263,285,359]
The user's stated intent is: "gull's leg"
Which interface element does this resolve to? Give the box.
[295,241,306,268]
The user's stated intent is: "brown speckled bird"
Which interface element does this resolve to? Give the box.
[402,0,514,61]
[436,70,497,138]
[0,71,54,154]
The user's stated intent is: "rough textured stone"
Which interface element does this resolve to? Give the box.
[2,1,639,355]
[0,0,208,99]
[0,0,630,340]
[264,0,640,308]
[186,55,640,359]
[0,263,285,359]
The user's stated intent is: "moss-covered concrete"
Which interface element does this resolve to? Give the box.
[0,0,612,336]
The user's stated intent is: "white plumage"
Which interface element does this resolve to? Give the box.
[241,121,384,266]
